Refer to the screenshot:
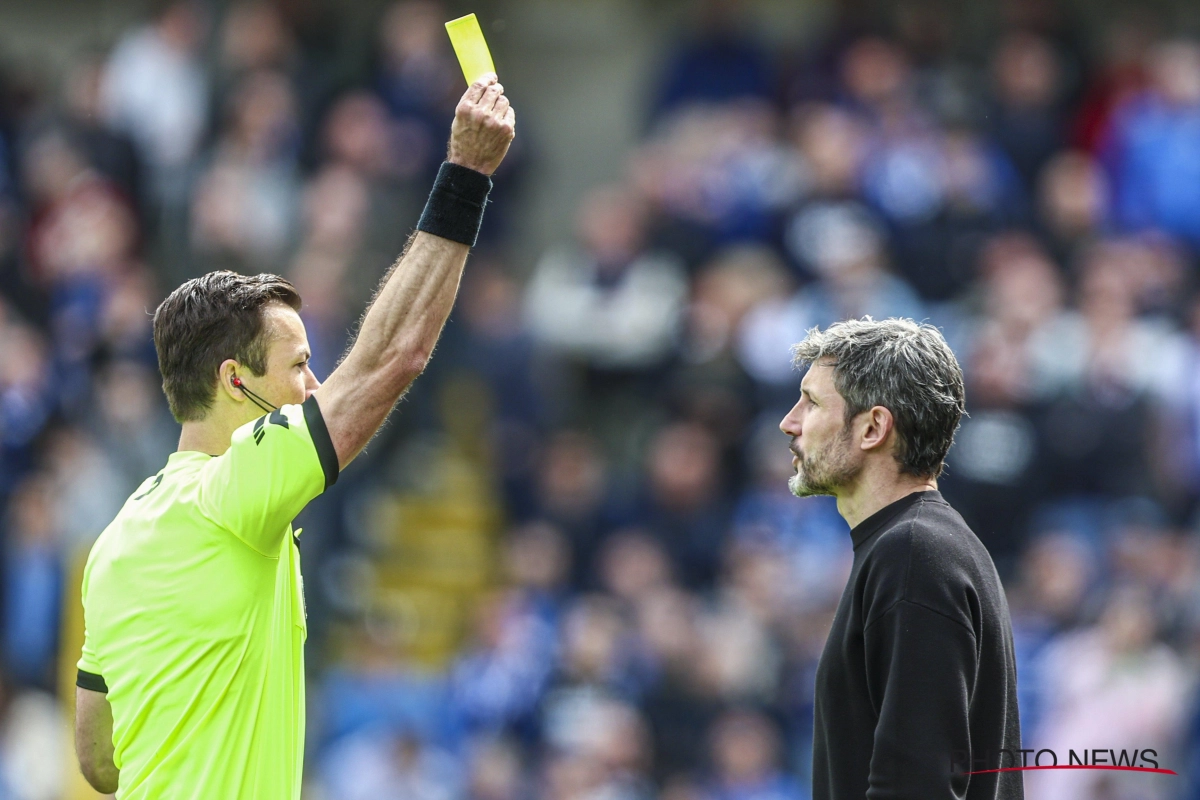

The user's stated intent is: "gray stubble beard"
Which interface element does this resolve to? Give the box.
[788,428,859,498]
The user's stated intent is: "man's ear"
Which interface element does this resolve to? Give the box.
[858,406,895,453]
[217,359,246,403]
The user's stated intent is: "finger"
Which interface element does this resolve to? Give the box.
[480,82,504,111]
[493,95,511,117]
[504,105,515,130]
[463,74,496,105]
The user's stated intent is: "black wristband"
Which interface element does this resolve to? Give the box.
[416,161,493,246]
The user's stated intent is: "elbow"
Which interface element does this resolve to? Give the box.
[386,346,433,384]
[80,760,119,795]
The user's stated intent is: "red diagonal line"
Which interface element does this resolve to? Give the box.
[965,765,1177,776]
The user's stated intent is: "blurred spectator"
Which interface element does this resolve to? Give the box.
[191,69,301,273]
[542,595,647,712]
[839,37,912,122]
[633,106,805,259]
[525,184,688,373]
[319,730,462,800]
[1071,13,1156,151]
[1007,531,1099,736]
[42,425,125,550]
[101,0,209,204]
[705,709,806,800]
[1031,239,1185,501]
[651,0,774,120]
[23,130,138,288]
[989,31,1068,192]
[373,0,461,182]
[287,163,371,374]
[0,313,53,495]
[61,53,144,223]
[2,475,60,688]
[20,128,140,410]
[635,587,720,780]
[450,525,567,737]
[692,246,791,372]
[627,422,731,589]
[1106,39,1200,247]
[696,545,784,702]
[1159,295,1200,523]
[1036,150,1109,268]
[530,431,614,584]
[1026,586,1192,800]
[525,184,689,472]
[940,234,1066,570]
[739,204,922,400]
[729,420,849,608]
[788,104,865,207]
[598,530,673,608]
[0,668,66,800]
[219,2,295,79]
[450,262,547,516]
[88,359,178,490]
[464,737,526,800]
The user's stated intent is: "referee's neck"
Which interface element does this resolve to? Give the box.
[177,415,240,457]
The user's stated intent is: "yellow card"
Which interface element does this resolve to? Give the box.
[445,14,496,85]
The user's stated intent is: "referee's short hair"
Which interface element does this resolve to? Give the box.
[153,271,302,422]
[792,318,965,479]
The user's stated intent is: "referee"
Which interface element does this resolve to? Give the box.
[73,75,514,799]
[780,318,1023,799]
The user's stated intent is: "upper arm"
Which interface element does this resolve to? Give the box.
[197,397,338,553]
[75,686,118,794]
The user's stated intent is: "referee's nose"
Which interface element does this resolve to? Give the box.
[304,365,321,398]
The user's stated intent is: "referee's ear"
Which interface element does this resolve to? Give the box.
[218,359,248,405]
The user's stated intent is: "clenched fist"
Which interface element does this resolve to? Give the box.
[447,74,516,176]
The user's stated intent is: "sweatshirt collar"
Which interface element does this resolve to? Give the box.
[849,489,944,550]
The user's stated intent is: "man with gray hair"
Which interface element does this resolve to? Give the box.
[780,318,1022,799]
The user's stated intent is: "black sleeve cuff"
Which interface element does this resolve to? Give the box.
[303,395,339,491]
[77,669,108,693]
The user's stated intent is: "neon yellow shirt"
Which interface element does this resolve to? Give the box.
[77,397,339,800]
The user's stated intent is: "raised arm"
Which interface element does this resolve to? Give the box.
[314,75,514,468]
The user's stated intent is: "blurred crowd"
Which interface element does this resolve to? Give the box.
[2,0,1200,798]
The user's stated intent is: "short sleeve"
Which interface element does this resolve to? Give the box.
[197,395,339,555]
[78,620,102,676]
[78,560,103,679]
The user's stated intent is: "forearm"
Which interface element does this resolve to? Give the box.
[76,687,119,794]
[317,230,469,465]
[312,74,513,468]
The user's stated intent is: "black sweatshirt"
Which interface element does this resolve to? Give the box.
[811,490,1023,800]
